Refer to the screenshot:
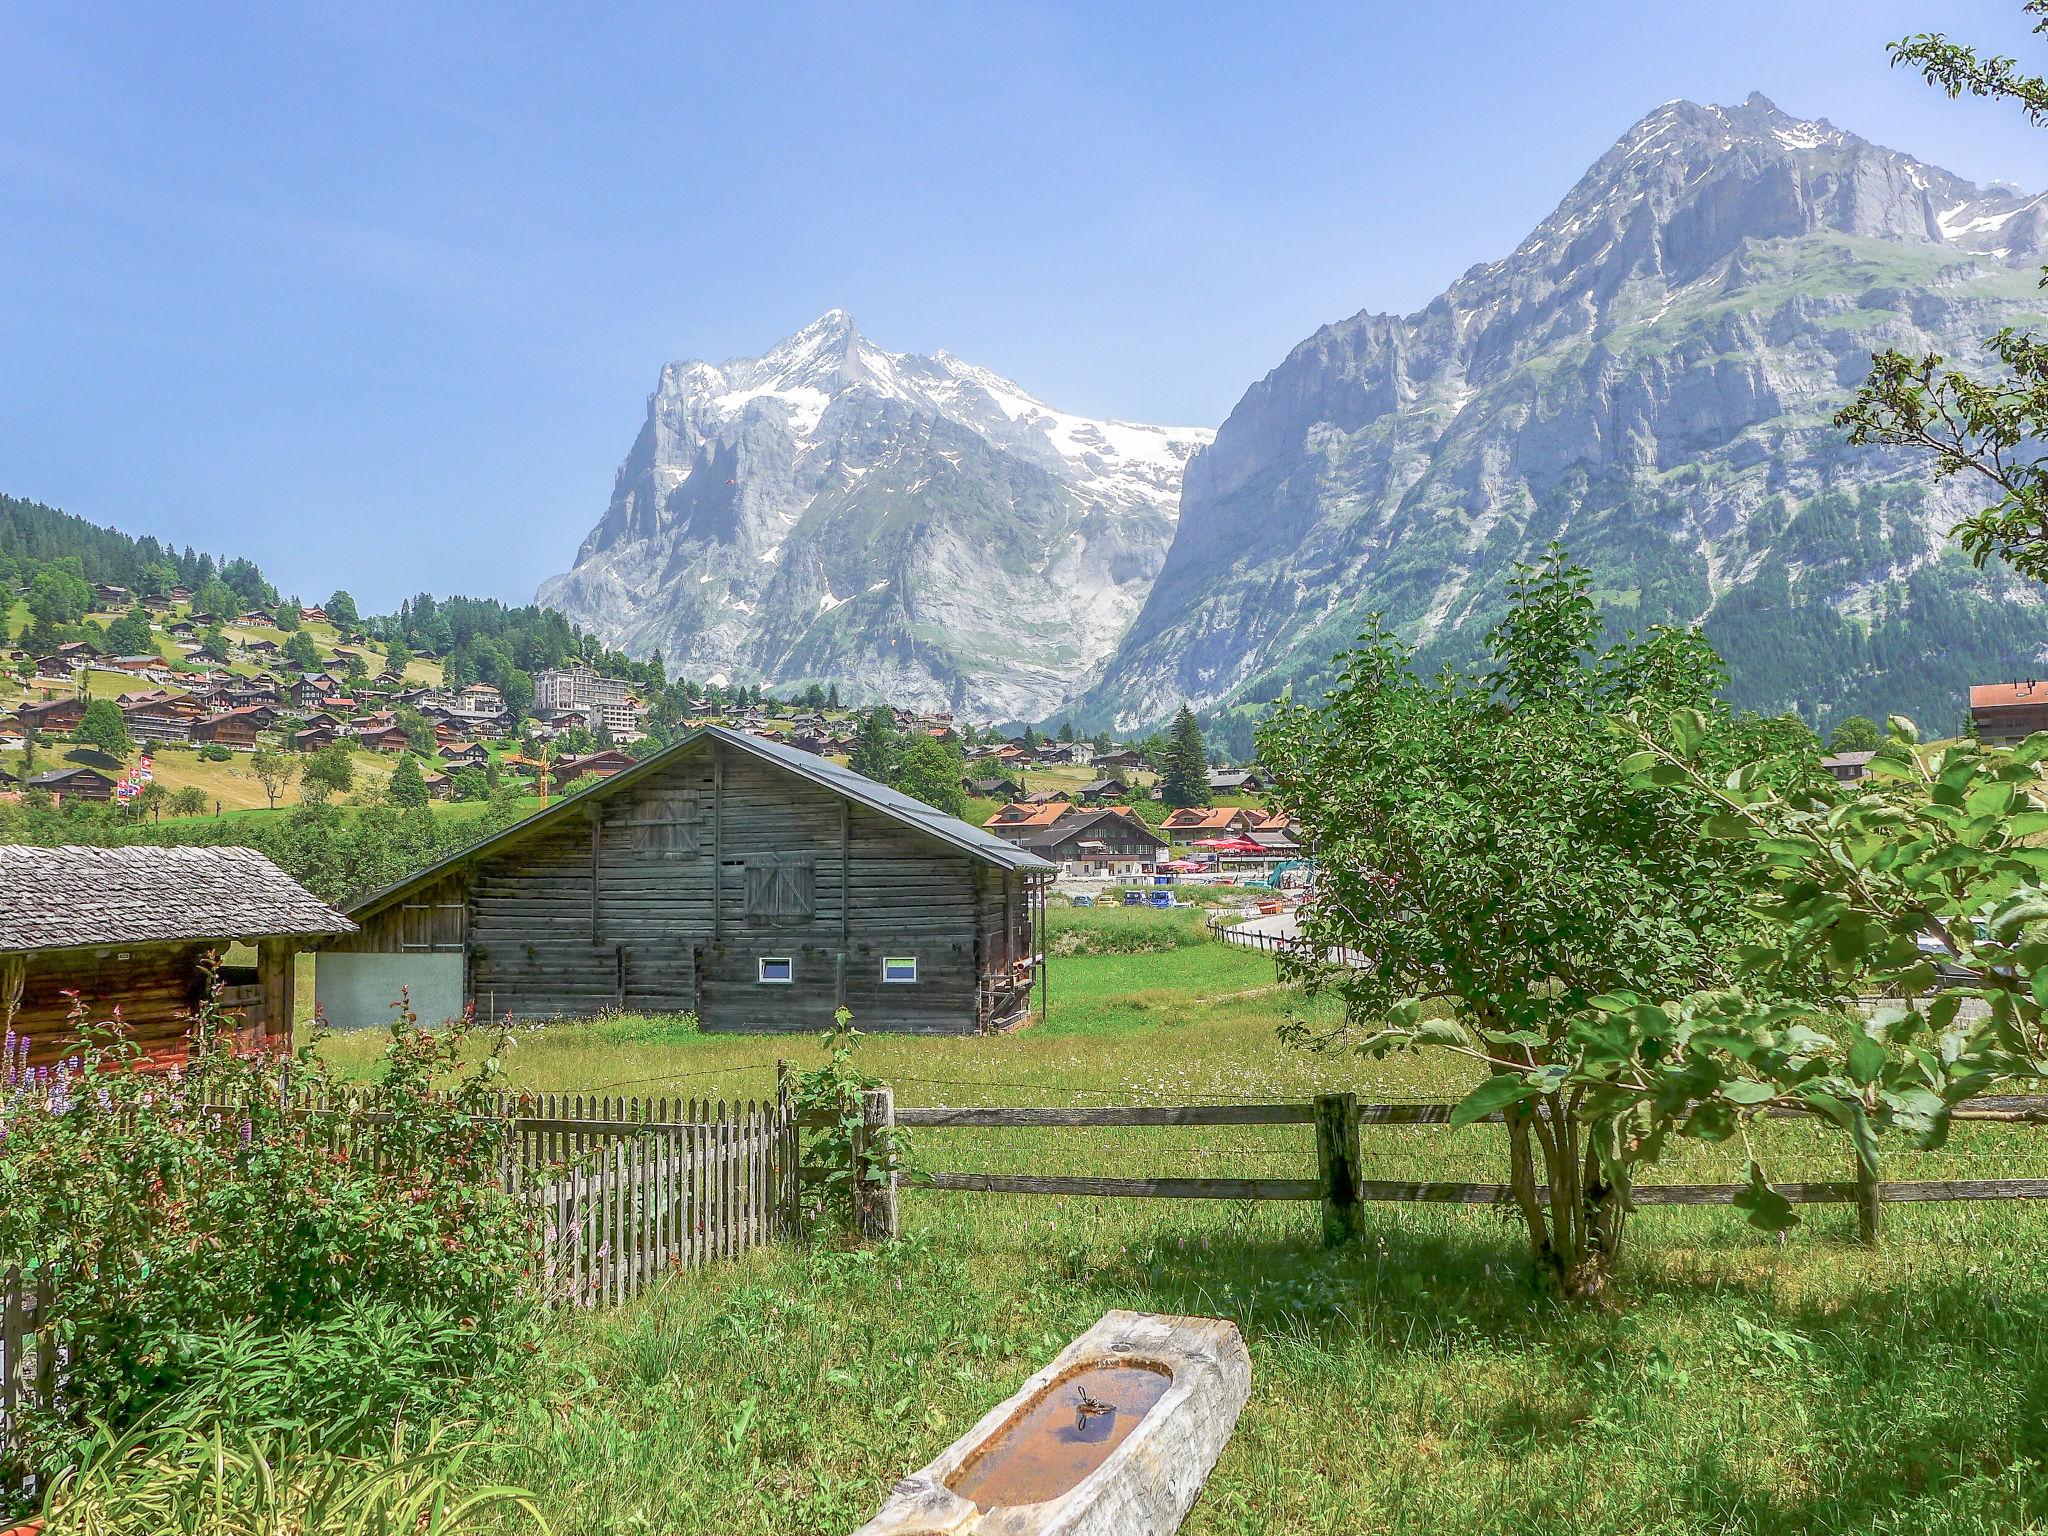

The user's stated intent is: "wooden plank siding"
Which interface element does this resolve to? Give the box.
[3,942,285,1068]
[328,731,1044,1034]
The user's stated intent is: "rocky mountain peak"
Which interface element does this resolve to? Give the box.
[1079,94,2048,735]
[540,318,1210,718]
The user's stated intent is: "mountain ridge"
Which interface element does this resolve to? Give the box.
[538,311,1209,719]
[1076,91,2048,732]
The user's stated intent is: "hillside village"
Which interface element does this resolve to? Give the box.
[15,13,2048,1535]
[0,561,1314,896]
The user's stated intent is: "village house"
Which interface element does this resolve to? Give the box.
[1012,807,1166,878]
[454,681,505,716]
[24,766,117,803]
[1970,681,2048,748]
[965,775,1024,802]
[292,725,338,753]
[121,694,204,746]
[1076,775,1130,805]
[1207,769,1268,795]
[316,725,1052,1035]
[439,742,490,770]
[1821,751,1875,783]
[1219,826,1304,877]
[1161,806,1262,837]
[15,697,87,736]
[0,845,352,1069]
[555,748,638,784]
[189,707,267,750]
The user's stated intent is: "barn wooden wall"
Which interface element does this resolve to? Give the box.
[334,739,1038,1034]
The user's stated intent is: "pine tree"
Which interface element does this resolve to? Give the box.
[387,755,429,809]
[1161,705,1210,808]
[848,706,900,782]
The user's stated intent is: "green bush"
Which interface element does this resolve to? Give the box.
[198,742,232,762]
[1048,904,1215,956]
[0,994,540,1490]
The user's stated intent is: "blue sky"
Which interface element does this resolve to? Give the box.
[4,0,2046,610]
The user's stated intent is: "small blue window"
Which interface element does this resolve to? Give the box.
[882,956,918,984]
[758,956,793,984]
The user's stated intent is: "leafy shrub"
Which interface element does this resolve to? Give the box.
[198,742,232,762]
[790,1016,911,1241]
[0,994,540,1487]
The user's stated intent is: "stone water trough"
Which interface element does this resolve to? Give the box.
[852,1311,1250,1536]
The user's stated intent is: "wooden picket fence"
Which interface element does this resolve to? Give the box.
[524,1094,794,1308]
[2,1092,795,1486]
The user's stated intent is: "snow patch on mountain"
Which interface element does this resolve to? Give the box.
[538,311,1210,719]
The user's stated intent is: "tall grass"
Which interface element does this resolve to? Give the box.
[307,909,2048,1534]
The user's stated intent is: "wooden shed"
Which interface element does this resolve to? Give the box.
[318,726,1054,1035]
[0,846,355,1069]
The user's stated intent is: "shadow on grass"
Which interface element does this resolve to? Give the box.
[1030,1213,2048,1533]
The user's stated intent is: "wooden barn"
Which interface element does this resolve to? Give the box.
[0,846,355,1069]
[318,726,1054,1035]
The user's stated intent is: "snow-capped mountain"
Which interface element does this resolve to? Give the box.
[538,311,1209,718]
[1078,93,2048,732]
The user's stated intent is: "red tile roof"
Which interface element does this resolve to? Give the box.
[1971,682,2048,709]
[984,802,1072,830]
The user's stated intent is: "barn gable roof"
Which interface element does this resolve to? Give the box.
[342,724,1053,925]
[0,846,355,954]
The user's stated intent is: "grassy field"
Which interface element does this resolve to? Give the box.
[313,908,2048,1535]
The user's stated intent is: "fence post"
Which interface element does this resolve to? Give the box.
[776,1060,800,1239]
[857,1086,899,1243]
[1316,1091,1362,1248]
[1856,1156,1882,1246]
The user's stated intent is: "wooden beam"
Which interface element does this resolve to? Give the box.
[889,1103,1317,1129]
[712,742,724,944]
[920,1172,1323,1200]
[589,810,602,941]
[256,938,294,1049]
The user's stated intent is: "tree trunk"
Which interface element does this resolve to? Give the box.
[1506,1100,1626,1301]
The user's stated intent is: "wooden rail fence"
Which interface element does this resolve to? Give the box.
[887,1090,2048,1247]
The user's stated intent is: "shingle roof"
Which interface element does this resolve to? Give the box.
[346,724,1053,922]
[0,845,355,953]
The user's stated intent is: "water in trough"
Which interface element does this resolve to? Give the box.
[946,1363,1172,1510]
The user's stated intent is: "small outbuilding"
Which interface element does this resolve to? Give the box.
[319,726,1054,1035]
[0,845,355,1069]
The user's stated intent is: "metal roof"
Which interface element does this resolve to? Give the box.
[346,723,1051,922]
[0,845,355,954]
[704,727,1055,873]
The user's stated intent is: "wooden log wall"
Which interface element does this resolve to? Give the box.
[330,737,1037,1034]
[7,943,214,1067]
